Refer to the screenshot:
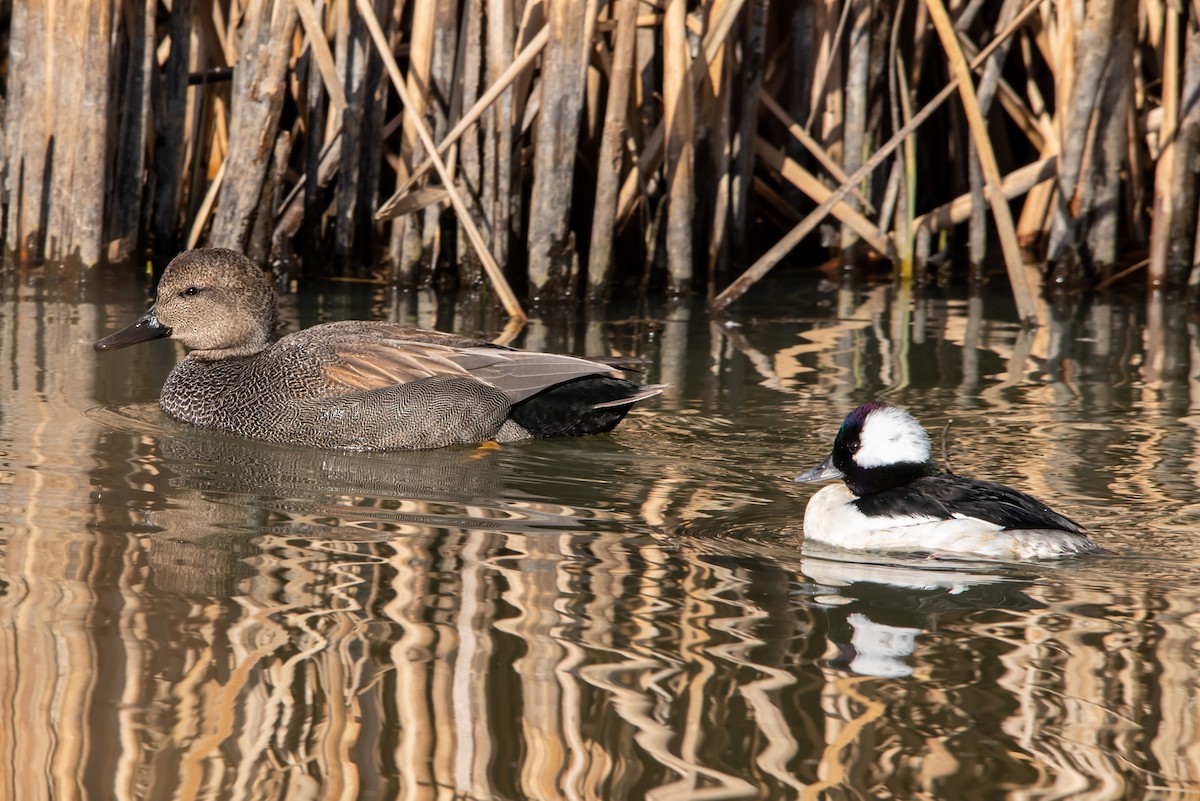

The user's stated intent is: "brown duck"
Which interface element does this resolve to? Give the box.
[95,248,662,450]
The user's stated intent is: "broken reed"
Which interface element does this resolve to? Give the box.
[3,0,1199,323]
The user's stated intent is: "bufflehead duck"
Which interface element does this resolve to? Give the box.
[795,402,1099,560]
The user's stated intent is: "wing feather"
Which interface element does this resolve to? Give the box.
[449,347,623,403]
[855,474,1087,534]
[292,322,621,401]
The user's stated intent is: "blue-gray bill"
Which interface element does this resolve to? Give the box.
[795,455,844,484]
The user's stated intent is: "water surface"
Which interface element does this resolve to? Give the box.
[2,269,1199,800]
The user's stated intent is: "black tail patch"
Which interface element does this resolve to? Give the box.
[508,376,651,438]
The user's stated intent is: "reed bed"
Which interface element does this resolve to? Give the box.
[2,0,1198,322]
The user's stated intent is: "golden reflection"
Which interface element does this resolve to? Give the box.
[2,276,1200,800]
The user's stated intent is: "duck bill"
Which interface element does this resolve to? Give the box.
[94,308,172,351]
[795,454,845,484]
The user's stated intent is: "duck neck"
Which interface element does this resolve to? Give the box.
[845,461,938,497]
[185,311,276,360]
[188,340,270,360]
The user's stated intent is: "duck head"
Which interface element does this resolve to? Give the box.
[95,248,278,359]
[796,401,938,496]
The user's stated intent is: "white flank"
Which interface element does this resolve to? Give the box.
[802,484,1094,560]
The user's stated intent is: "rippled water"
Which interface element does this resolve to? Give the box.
[2,268,1199,800]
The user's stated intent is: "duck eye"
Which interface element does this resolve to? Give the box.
[849,440,861,454]
[183,286,200,297]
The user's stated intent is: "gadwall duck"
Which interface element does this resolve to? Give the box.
[95,248,663,450]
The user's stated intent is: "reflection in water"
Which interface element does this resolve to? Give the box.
[1,272,1199,799]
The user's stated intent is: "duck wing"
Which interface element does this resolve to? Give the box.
[856,475,1089,534]
[295,321,622,403]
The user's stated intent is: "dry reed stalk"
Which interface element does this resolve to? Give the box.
[963,0,1023,270]
[108,0,155,263]
[754,138,892,257]
[912,155,1057,237]
[414,0,459,268]
[1087,0,1138,271]
[484,0,518,268]
[375,26,550,220]
[730,0,768,258]
[392,0,439,281]
[758,90,874,213]
[273,124,342,246]
[512,2,545,150]
[333,0,373,263]
[662,0,696,295]
[711,0,1050,312]
[587,0,639,301]
[1165,6,1200,283]
[296,45,328,270]
[1147,1,1180,287]
[899,77,919,275]
[887,0,914,278]
[907,0,931,101]
[924,0,1042,324]
[907,0,936,262]
[456,0,486,287]
[526,0,589,298]
[877,160,902,244]
[208,0,298,250]
[1045,0,1113,269]
[808,0,852,139]
[188,159,227,249]
[840,0,871,252]
[294,0,349,110]
[580,0,601,86]
[152,0,196,260]
[615,0,747,230]
[357,0,526,320]
[9,0,112,265]
[1190,24,1200,290]
[703,0,736,288]
[786,5,816,151]
[400,0,436,171]
[1015,30,1058,251]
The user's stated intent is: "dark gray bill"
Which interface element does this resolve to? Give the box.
[795,454,845,484]
[94,308,172,351]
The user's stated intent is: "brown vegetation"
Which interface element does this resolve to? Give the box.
[2,0,1198,322]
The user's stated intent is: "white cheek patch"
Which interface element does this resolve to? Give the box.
[853,406,931,468]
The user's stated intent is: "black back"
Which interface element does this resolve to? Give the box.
[853,474,1088,534]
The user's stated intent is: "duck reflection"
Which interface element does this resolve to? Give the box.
[91,403,515,597]
[797,545,1041,677]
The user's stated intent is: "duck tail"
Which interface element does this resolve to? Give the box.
[509,377,663,438]
[588,384,667,409]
